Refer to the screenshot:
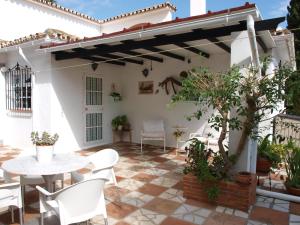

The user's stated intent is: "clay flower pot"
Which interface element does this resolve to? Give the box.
[285,182,300,196]
[236,171,252,185]
[256,157,272,173]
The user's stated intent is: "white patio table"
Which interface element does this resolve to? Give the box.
[2,153,88,193]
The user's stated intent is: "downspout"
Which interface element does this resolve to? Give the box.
[247,15,261,173]
[247,15,261,76]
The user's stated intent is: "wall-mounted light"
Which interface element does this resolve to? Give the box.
[91,62,98,71]
[0,64,8,73]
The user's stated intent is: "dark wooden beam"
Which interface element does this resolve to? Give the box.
[54,17,284,61]
[206,37,231,53]
[256,35,268,53]
[122,50,164,63]
[142,46,185,61]
[174,42,210,58]
[72,48,143,65]
[80,56,126,66]
[102,53,144,65]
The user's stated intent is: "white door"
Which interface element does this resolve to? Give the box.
[84,75,103,146]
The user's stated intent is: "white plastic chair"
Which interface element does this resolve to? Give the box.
[0,169,24,225]
[189,125,220,152]
[141,120,166,152]
[71,149,119,185]
[36,178,108,225]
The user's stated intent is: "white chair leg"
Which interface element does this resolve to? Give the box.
[112,169,117,185]
[104,218,108,225]
[40,212,44,225]
[141,138,143,153]
[19,208,24,225]
[21,185,25,212]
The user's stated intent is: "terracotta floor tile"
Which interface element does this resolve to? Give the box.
[143,197,181,214]
[161,217,195,225]
[203,213,246,225]
[131,173,158,182]
[249,206,289,225]
[105,186,130,201]
[138,183,168,196]
[127,165,147,172]
[185,199,216,210]
[152,156,169,163]
[107,202,137,219]
[172,181,183,190]
[114,221,131,225]
[290,202,300,215]
[156,163,177,170]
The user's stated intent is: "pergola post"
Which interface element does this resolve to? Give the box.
[229,30,258,173]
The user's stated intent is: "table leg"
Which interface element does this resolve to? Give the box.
[42,175,56,193]
[42,175,56,218]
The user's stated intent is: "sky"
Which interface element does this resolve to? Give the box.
[56,0,290,26]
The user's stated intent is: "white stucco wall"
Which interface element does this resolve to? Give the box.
[101,8,173,34]
[50,58,123,152]
[0,49,35,150]
[0,0,100,40]
[119,53,230,147]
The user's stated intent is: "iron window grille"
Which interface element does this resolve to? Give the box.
[5,63,32,111]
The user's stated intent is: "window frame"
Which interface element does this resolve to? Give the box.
[5,63,32,112]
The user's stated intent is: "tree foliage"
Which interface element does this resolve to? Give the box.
[286,0,300,115]
[172,57,294,174]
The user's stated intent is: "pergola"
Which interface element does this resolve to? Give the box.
[50,17,285,66]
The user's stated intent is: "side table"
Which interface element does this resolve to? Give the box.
[112,129,132,143]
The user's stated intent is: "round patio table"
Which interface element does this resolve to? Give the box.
[2,153,88,192]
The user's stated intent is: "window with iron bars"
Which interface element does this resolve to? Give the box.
[5,63,32,111]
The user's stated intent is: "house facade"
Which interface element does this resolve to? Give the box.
[0,0,295,171]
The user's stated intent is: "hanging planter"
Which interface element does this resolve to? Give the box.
[110,92,122,102]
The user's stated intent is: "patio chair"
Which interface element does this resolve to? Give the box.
[71,148,119,185]
[141,120,166,153]
[20,174,64,211]
[0,170,24,225]
[36,178,108,225]
[189,125,219,152]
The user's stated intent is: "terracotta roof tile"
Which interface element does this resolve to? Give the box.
[28,0,101,23]
[27,0,176,24]
[0,29,80,49]
[103,2,176,23]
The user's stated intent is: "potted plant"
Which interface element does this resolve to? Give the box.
[256,135,281,173]
[111,115,128,131]
[31,131,59,163]
[284,141,300,196]
[110,92,122,102]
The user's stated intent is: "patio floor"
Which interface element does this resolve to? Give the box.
[1,142,300,225]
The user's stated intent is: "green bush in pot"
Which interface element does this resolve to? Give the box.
[257,135,281,172]
[111,115,128,130]
[284,141,300,193]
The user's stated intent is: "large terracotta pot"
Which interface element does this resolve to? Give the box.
[256,157,272,173]
[36,146,54,163]
[285,182,300,196]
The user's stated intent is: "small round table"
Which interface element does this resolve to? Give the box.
[2,153,88,192]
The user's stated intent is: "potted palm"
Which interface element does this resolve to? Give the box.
[31,131,59,163]
[256,135,281,173]
[284,141,300,196]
